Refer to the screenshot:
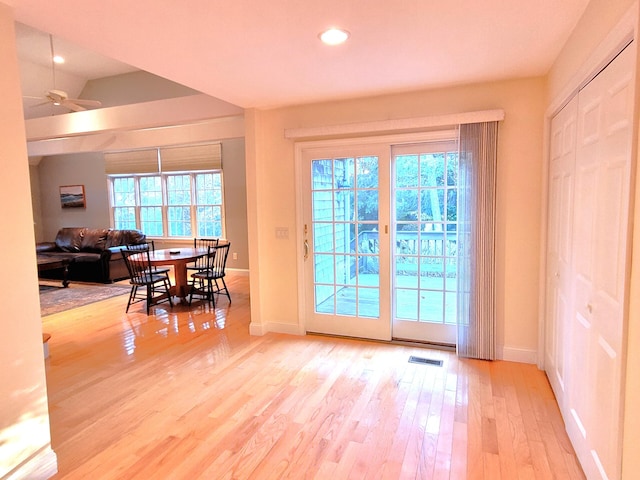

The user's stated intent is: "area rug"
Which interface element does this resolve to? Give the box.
[39,282,130,316]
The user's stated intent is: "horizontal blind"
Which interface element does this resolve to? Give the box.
[159,143,222,171]
[104,149,159,174]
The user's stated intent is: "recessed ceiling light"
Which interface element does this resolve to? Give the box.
[319,28,350,46]
[53,55,65,64]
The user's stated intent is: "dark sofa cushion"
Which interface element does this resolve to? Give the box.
[81,228,110,253]
[38,252,83,262]
[55,227,84,252]
[106,229,146,248]
[36,242,57,253]
[68,252,102,263]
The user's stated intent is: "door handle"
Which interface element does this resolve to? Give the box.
[304,239,309,260]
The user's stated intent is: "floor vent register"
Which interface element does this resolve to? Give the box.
[408,356,443,367]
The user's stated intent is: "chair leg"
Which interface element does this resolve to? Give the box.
[188,277,198,305]
[146,286,152,315]
[126,286,136,313]
[212,277,231,304]
[186,275,222,307]
[220,277,231,303]
[208,278,215,307]
[165,279,174,308]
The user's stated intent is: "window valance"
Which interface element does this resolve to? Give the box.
[104,143,222,175]
[160,144,222,171]
[104,149,159,174]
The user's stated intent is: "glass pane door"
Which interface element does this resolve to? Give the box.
[392,142,458,345]
[302,145,390,341]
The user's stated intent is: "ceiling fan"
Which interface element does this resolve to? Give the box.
[23,34,102,113]
[28,88,102,112]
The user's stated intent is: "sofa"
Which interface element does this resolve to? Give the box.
[36,227,147,283]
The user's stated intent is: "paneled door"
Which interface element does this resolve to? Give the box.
[301,144,391,341]
[545,95,577,410]
[566,43,634,480]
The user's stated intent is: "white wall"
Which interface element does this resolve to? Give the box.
[246,76,546,362]
[0,3,56,477]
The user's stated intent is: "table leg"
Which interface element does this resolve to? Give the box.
[172,263,190,304]
[61,263,70,288]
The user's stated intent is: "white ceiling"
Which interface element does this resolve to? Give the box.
[9,0,590,111]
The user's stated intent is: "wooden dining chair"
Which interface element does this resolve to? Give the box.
[193,238,220,249]
[187,238,220,275]
[126,241,170,274]
[121,248,173,314]
[188,243,231,307]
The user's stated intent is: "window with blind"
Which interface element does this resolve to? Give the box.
[106,143,225,238]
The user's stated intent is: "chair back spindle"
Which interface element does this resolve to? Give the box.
[188,238,220,274]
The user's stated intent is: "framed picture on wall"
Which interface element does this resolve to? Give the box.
[59,185,86,208]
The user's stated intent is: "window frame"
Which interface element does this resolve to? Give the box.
[108,170,226,239]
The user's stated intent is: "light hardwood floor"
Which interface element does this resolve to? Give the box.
[42,271,584,479]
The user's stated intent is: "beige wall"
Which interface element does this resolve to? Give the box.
[0,3,56,478]
[247,77,546,361]
[29,163,43,241]
[545,0,639,478]
[221,138,249,270]
[32,138,250,270]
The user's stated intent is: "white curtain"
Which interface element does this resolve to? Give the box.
[456,122,498,360]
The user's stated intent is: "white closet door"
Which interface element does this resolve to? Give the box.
[569,43,634,480]
[545,95,577,412]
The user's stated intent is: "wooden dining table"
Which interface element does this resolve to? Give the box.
[145,247,209,303]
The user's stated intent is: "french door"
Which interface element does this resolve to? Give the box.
[300,135,458,344]
[301,144,391,341]
[391,142,458,345]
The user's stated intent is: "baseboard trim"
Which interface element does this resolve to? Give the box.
[226,268,249,275]
[266,322,305,336]
[249,321,266,336]
[250,323,539,364]
[249,321,304,336]
[498,346,538,364]
[5,445,57,480]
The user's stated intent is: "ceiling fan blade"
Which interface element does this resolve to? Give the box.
[65,98,102,108]
[62,101,87,112]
